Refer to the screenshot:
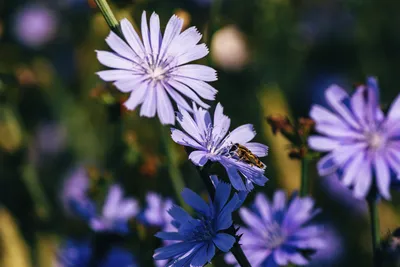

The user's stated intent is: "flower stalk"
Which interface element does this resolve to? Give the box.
[94,0,119,32]
[300,157,309,197]
[160,125,188,210]
[368,198,381,267]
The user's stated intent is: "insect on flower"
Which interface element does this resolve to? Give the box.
[229,143,266,170]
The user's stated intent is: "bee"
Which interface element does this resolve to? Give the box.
[229,143,266,169]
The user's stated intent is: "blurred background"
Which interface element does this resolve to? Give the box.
[0,0,400,266]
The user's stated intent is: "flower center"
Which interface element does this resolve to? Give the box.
[263,221,286,249]
[149,67,165,80]
[365,132,385,150]
[190,219,215,241]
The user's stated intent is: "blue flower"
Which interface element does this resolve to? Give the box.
[308,77,400,199]
[225,190,324,267]
[90,185,139,234]
[171,102,268,191]
[57,238,137,267]
[96,11,217,125]
[153,182,240,266]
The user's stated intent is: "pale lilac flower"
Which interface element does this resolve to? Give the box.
[13,4,58,48]
[61,167,95,220]
[225,191,325,267]
[96,11,217,125]
[171,103,268,191]
[90,185,139,234]
[309,77,400,199]
[143,193,175,267]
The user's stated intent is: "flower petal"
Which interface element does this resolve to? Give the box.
[120,18,145,56]
[96,50,134,70]
[213,233,235,252]
[168,80,210,109]
[103,185,123,218]
[316,152,338,176]
[172,64,217,82]
[244,142,269,157]
[254,193,273,223]
[176,107,203,143]
[181,188,210,216]
[386,94,400,125]
[153,241,195,260]
[164,86,192,112]
[341,152,365,187]
[219,158,246,191]
[149,12,161,56]
[239,207,265,234]
[308,136,341,152]
[168,205,193,224]
[141,11,152,55]
[170,128,203,150]
[325,85,360,130]
[105,31,139,62]
[176,44,209,66]
[118,199,139,219]
[96,70,135,82]
[353,160,372,199]
[223,124,256,147]
[212,103,231,143]
[123,81,149,110]
[159,15,183,59]
[190,244,209,267]
[173,76,217,100]
[140,84,157,117]
[155,231,182,240]
[272,190,286,212]
[214,182,231,212]
[188,150,209,166]
[156,84,175,125]
[374,154,391,200]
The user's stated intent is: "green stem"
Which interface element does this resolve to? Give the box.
[94,0,119,32]
[300,157,309,197]
[367,198,381,267]
[160,126,187,209]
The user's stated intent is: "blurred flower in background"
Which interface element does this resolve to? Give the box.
[57,238,137,267]
[225,191,325,266]
[12,4,58,48]
[211,25,250,71]
[61,167,95,220]
[90,185,139,234]
[309,77,400,199]
[35,122,67,155]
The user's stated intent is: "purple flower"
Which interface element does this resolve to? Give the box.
[225,191,324,267]
[13,4,58,48]
[153,183,240,266]
[143,193,176,267]
[143,192,173,228]
[90,185,139,234]
[171,102,268,191]
[96,11,217,125]
[61,167,95,220]
[308,77,400,199]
